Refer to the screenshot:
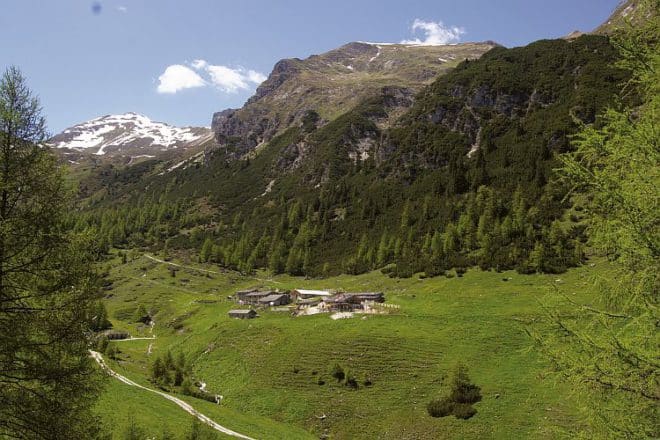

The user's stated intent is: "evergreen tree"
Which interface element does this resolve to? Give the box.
[539,16,660,438]
[0,66,102,439]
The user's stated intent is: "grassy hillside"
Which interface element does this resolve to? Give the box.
[94,251,611,438]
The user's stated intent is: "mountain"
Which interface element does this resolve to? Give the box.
[73,34,629,278]
[211,41,497,157]
[50,112,213,160]
[594,0,658,34]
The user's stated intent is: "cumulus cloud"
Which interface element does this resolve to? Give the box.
[246,70,267,84]
[157,65,206,94]
[156,60,266,95]
[190,59,208,70]
[401,19,465,45]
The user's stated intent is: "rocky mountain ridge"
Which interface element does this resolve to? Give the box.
[211,41,498,157]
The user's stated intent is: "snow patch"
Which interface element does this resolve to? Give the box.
[369,45,382,63]
[52,112,206,155]
[261,179,275,196]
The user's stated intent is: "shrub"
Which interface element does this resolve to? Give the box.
[427,398,454,418]
[331,364,345,382]
[96,336,109,354]
[174,369,184,386]
[427,363,482,419]
[133,304,150,324]
[449,363,482,404]
[452,403,477,420]
[181,378,192,395]
[345,374,359,390]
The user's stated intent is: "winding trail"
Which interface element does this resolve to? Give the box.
[90,350,255,440]
[144,254,281,284]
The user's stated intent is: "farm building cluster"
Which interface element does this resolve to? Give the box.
[227,288,388,319]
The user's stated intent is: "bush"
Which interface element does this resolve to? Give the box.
[331,364,345,382]
[96,336,109,354]
[427,363,482,419]
[452,403,477,420]
[345,375,359,390]
[450,384,482,404]
[427,398,454,418]
[449,363,482,404]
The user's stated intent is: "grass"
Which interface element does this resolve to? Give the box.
[96,251,603,439]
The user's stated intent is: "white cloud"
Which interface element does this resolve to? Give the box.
[117,6,127,13]
[206,65,251,93]
[157,60,266,95]
[157,65,206,94]
[401,19,465,45]
[246,70,267,84]
[190,59,207,70]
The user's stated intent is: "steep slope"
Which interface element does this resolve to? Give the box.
[75,35,629,278]
[594,0,658,34]
[51,113,213,159]
[211,41,497,156]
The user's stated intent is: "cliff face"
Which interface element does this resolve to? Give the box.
[211,41,497,157]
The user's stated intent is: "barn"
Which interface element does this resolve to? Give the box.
[291,289,333,301]
[228,309,258,319]
[258,294,290,307]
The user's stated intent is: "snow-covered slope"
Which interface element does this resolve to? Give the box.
[50,113,213,157]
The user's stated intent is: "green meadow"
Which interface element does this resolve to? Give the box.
[95,252,603,439]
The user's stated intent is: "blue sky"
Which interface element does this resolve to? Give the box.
[1,0,621,132]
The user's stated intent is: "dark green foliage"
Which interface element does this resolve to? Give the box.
[72,36,626,281]
[345,374,359,390]
[331,363,345,382]
[122,415,146,440]
[106,344,119,360]
[150,352,217,403]
[426,398,454,418]
[452,403,478,420]
[427,363,482,420]
[90,301,112,331]
[96,336,109,354]
[0,66,102,439]
[133,304,150,323]
[184,419,220,440]
[449,364,483,405]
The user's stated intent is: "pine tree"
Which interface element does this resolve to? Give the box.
[200,237,213,262]
[0,66,101,439]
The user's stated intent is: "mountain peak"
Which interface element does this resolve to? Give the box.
[50,113,212,157]
[212,40,497,156]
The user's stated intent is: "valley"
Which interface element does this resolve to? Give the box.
[0,1,656,439]
[94,250,606,438]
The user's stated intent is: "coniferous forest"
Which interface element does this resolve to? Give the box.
[0,1,658,439]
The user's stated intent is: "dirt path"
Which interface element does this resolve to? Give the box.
[90,351,255,440]
[144,254,281,284]
[113,337,156,341]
